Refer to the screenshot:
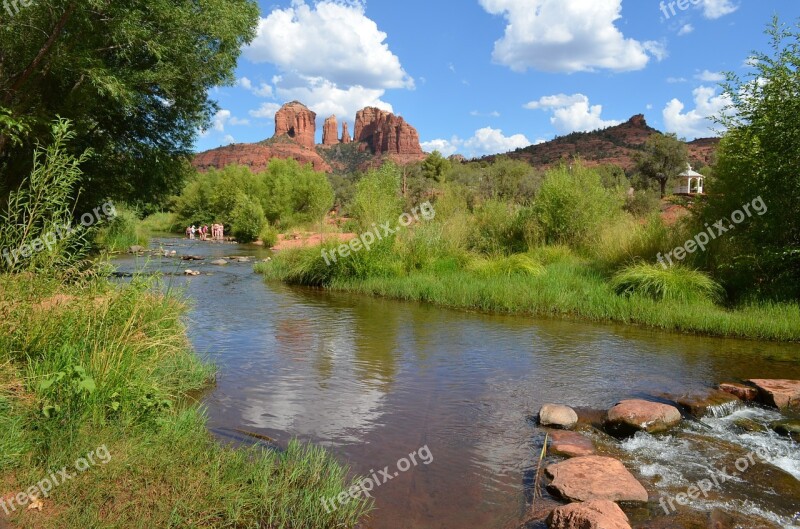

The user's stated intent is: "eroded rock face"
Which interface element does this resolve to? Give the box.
[539,404,578,430]
[748,379,800,409]
[193,142,331,174]
[322,115,339,146]
[341,121,352,144]
[548,500,632,529]
[354,107,424,158]
[605,399,682,436]
[545,456,648,503]
[274,101,316,149]
[718,382,758,402]
[549,430,595,458]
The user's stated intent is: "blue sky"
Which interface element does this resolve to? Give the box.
[196,0,800,157]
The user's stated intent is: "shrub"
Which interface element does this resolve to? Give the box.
[611,263,724,303]
[468,200,527,255]
[229,194,265,243]
[350,163,403,231]
[624,189,661,217]
[97,204,148,252]
[259,224,280,248]
[140,212,179,234]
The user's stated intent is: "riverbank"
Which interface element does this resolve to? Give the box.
[0,274,370,528]
[255,247,800,342]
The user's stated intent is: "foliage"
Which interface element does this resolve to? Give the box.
[624,189,661,217]
[634,133,689,197]
[611,263,724,304]
[0,0,259,210]
[350,163,403,231]
[229,193,265,243]
[259,224,280,247]
[0,119,93,274]
[699,17,800,300]
[531,164,623,247]
[481,157,541,203]
[140,212,179,234]
[95,204,148,252]
[421,151,452,183]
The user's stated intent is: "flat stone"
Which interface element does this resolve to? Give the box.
[748,379,800,409]
[605,399,682,436]
[548,500,631,529]
[771,420,800,441]
[545,456,648,503]
[718,382,758,402]
[539,403,579,430]
[128,245,145,253]
[674,389,740,418]
[210,259,228,266]
[549,430,595,457]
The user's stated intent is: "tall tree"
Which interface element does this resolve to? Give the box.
[0,0,259,209]
[635,133,688,198]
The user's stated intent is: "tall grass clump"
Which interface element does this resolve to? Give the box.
[350,163,403,230]
[140,211,179,234]
[95,203,149,252]
[468,254,545,278]
[611,262,724,303]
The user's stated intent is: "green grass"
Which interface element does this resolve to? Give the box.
[611,262,724,303]
[140,211,180,234]
[0,274,370,528]
[96,206,149,252]
[256,247,800,341]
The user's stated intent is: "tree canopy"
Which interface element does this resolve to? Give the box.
[634,133,688,198]
[0,0,259,210]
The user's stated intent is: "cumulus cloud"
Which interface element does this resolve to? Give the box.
[237,77,274,98]
[701,0,739,19]
[272,75,393,123]
[695,70,725,82]
[524,93,621,134]
[663,86,732,139]
[422,127,531,157]
[249,103,282,120]
[678,24,694,36]
[479,0,663,73]
[244,0,412,90]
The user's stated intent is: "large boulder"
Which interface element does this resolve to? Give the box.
[673,389,740,418]
[548,500,631,529]
[545,456,648,503]
[274,101,316,149]
[605,399,681,436]
[549,430,595,458]
[718,382,758,402]
[748,379,800,409]
[539,404,579,430]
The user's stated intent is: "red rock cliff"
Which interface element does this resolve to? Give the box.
[274,101,316,149]
[322,115,339,146]
[341,122,352,144]
[354,107,423,158]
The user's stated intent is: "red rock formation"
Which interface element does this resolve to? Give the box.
[274,101,316,149]
[354,107,424,159]
[193,142,331,174]
[322,115,339,146]
[341,122,352,144]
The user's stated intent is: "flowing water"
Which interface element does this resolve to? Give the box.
[115,237,800,529]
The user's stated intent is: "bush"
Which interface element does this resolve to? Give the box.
[624,189,660,217]
[259,224,280,247]
[611,263,724,303]
[350,163,403,231]
[97,204,148,252]
[229,194,265,243]
[140,212,179,234]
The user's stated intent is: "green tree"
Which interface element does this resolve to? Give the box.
[421,151,451,183]
[700,17,800,298]
[635,133,688,197]
[0,0,259,208]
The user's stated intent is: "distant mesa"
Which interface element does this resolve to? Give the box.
[193,101,425,174]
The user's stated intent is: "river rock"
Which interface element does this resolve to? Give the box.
[771,420,800,441]
[549,430,595,457]
[605,400,682,436]
[548,500,631,529]
[181,255,203,261]
[748,379,800,409]
[674,389,740,418]
[184,269,201,276]
[732,418,767,433]
[545,456,648,503]
[718,382,758,402]
[128,245,145,253]
[210,259,228,266]
[539,404,579,429]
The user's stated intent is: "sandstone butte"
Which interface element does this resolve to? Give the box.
[193,101,426,174]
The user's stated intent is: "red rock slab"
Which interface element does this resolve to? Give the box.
[718,382,758,402]
[549,430,596,458]
[605,399,681,436]
[748,379,800,409]
[545,456,648,503]
[548,500,632,529]
[673,389,740,418]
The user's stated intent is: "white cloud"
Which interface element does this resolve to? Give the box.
[667,77,688,84]
[211,109,231,132]
[663,85,732,139]
[238,77,275,98]
[223,135,235,145]
[524,93,620,134]
[678,24,694,36]
[470,110,501,117]
[695,70,725,82]
[244,0,413,90]
[422,127,531,157]
[479,0,662,73]
[249,103,282,120]
[701,0,738,19]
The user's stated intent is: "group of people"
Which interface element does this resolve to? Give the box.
[185,224,224,241]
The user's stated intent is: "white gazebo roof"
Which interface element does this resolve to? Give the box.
[679,163,704,178]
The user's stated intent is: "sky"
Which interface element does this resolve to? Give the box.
[195,0,800,158]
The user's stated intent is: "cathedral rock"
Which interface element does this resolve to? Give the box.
[354,107,423,158]
[274,101,316,149]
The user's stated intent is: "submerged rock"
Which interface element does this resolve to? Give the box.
[605,399,682,436]
[545,456,648,503]
[549,430,596,458]
[210,259,228,266]
[547,499,631,529]
[539,404,579,430]
[733,418,767,433]
[771,420,800,441]
[718,382,758,402]
[128,245,145,253]
[748,379,800,409]
[674,389,741,418]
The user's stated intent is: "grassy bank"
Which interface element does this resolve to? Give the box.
[0,274,370,528]
[255,243,800,342]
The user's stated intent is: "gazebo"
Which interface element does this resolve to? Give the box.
[673,164,705,195]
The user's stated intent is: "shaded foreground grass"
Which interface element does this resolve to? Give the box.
[256,251,800,342]
[0,275,370,528]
